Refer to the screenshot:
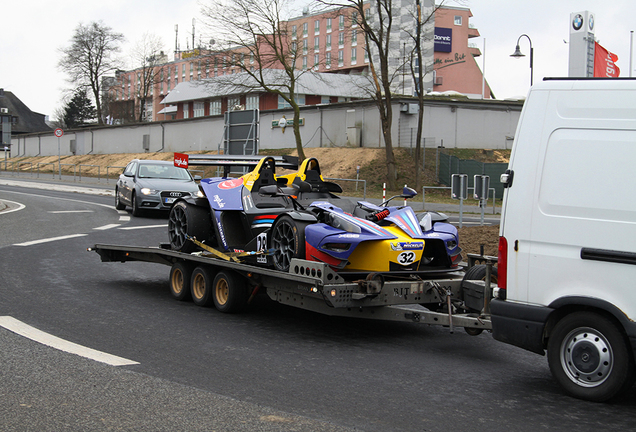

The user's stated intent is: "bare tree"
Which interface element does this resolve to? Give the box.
[58,21,124,125]
[318,0,403,190]
[201,0,310,160]
[130,33,166,122]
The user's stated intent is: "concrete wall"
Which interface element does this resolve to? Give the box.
[10,98,522,157]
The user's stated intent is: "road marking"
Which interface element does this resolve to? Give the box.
[14,233,87,246]
[94,224,121,231]
[119,215,130,222]
[48,210,94,214]
[0,316,138,366]
[119,224,168,230]
[0,199,26,215]
[0,179,113,196]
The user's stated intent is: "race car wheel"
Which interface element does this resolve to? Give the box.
[547,311,636,402]
[271,215,308,272]
[212,271,248,313]
[115,187,126,210]
[168,201,212,253]
[190,266,216,307]
[169,261,194,301]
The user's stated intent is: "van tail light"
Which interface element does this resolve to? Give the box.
[497,236,508,292]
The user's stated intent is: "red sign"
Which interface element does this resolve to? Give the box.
[174,153,189,169]
[594,42,620,78]
[54,128,64,138]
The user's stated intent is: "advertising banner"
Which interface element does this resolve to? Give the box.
[434,27,452,53]
[594,42,620,77]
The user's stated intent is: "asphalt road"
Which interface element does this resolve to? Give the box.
[0,181,634,431]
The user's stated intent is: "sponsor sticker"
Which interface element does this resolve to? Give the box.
[390,242,423,251]
[218,178,244,189]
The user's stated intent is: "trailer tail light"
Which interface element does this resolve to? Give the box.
[497,236,508,293]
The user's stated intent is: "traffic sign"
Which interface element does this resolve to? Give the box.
[54,128,64,138]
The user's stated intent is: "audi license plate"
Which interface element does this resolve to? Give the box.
[164,197,176,204]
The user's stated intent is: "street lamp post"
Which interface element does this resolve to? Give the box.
[510,34,534,86]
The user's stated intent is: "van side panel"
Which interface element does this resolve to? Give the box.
[526,89,636,320]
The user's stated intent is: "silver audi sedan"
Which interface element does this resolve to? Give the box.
[115,159,202,216]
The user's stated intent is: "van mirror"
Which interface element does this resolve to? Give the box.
[500,169,514,188]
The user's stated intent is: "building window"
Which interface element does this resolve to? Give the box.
[303,22,308,37]
[292,25,297,40]
[326,18,332,33]
[326,52,331,68]
[314,20,320,34]
[183,102,189,119]
[291,41,297,55]
[454,15,462,26]
[193,101,204,117]
[338,32,344,48]
[338,50,344,66]
[326,34,332,50]
[352,29,357,46]
[250,53,254,64]
[210,99,221,115]
[339,14,345,30]
[190,62,194,79]
[314,36,319,52]
[246,94,259,110]
[278,95,291,109]
[182,64,186,79]
[364,45,369,62]
[303,39,308,55]
[228,96,240,110]
[351,11,358,27]
[302,56,307,70]
[351,47,357,65]
[314,53,319,68]
[321,95,330,104]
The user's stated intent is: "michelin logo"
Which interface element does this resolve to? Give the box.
[391,242,423,251]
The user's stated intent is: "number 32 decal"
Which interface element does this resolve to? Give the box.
[397,251,415,265]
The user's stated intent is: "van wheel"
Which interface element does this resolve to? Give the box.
[547,311,636,402]
[190,266,216,307]
[169,261,193,301]
[212,271,248,313]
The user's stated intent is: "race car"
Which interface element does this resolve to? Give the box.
[168,154,461,276]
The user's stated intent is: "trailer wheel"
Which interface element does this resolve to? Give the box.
[169,201,212,253]
[461,264,498,314]
[190,266,216,307]
[463,264,498,284]
[547,311,636,402]
[212,271,248,313]
[271,215,308,272]
[169,261,194,301]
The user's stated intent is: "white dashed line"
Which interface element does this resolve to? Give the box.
[48,210,94,214]
[118,224,168,230]
[0,316,139,366]
[93,224,121,231]
[14,234,88,246]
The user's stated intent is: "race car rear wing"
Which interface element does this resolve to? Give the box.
[174,153,299,177]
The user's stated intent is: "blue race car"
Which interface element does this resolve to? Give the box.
[168,155,461,276]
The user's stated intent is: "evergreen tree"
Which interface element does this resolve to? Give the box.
[63,88,97,128]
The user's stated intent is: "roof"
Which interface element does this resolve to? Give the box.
[0,89,51,134]
[160,69,373,104]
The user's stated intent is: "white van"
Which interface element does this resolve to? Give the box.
[491,78,636,402]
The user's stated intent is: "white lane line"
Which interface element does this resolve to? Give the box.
[48,210,94,214]
[0,316,138,367]
[14,234,87,246]
[0,179,113,196]
[119,215,131,222]
[0,199,26,215]
[93,224,121,231]
[118,224,168,231]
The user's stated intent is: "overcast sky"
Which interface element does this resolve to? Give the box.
[3,0,635,118]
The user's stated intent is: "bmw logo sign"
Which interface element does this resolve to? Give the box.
[572,14,583,31]
[589,15,594,31]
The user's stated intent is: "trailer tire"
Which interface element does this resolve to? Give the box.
[190,266,216,307]
[271,215,308,272]
[212,271,248,313]
[169,261,194,301]
[463,264,498,284]
[547,311,636,402]
[169,201,212,253]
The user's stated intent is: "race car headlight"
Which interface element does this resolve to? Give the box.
[140,187,158,195]
[326,213,361,234]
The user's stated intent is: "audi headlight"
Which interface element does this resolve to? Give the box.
[140,187,158,195]
[193,190,206,198]
[326,213,361,234]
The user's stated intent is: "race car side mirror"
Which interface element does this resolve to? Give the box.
[401,186,417,198]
